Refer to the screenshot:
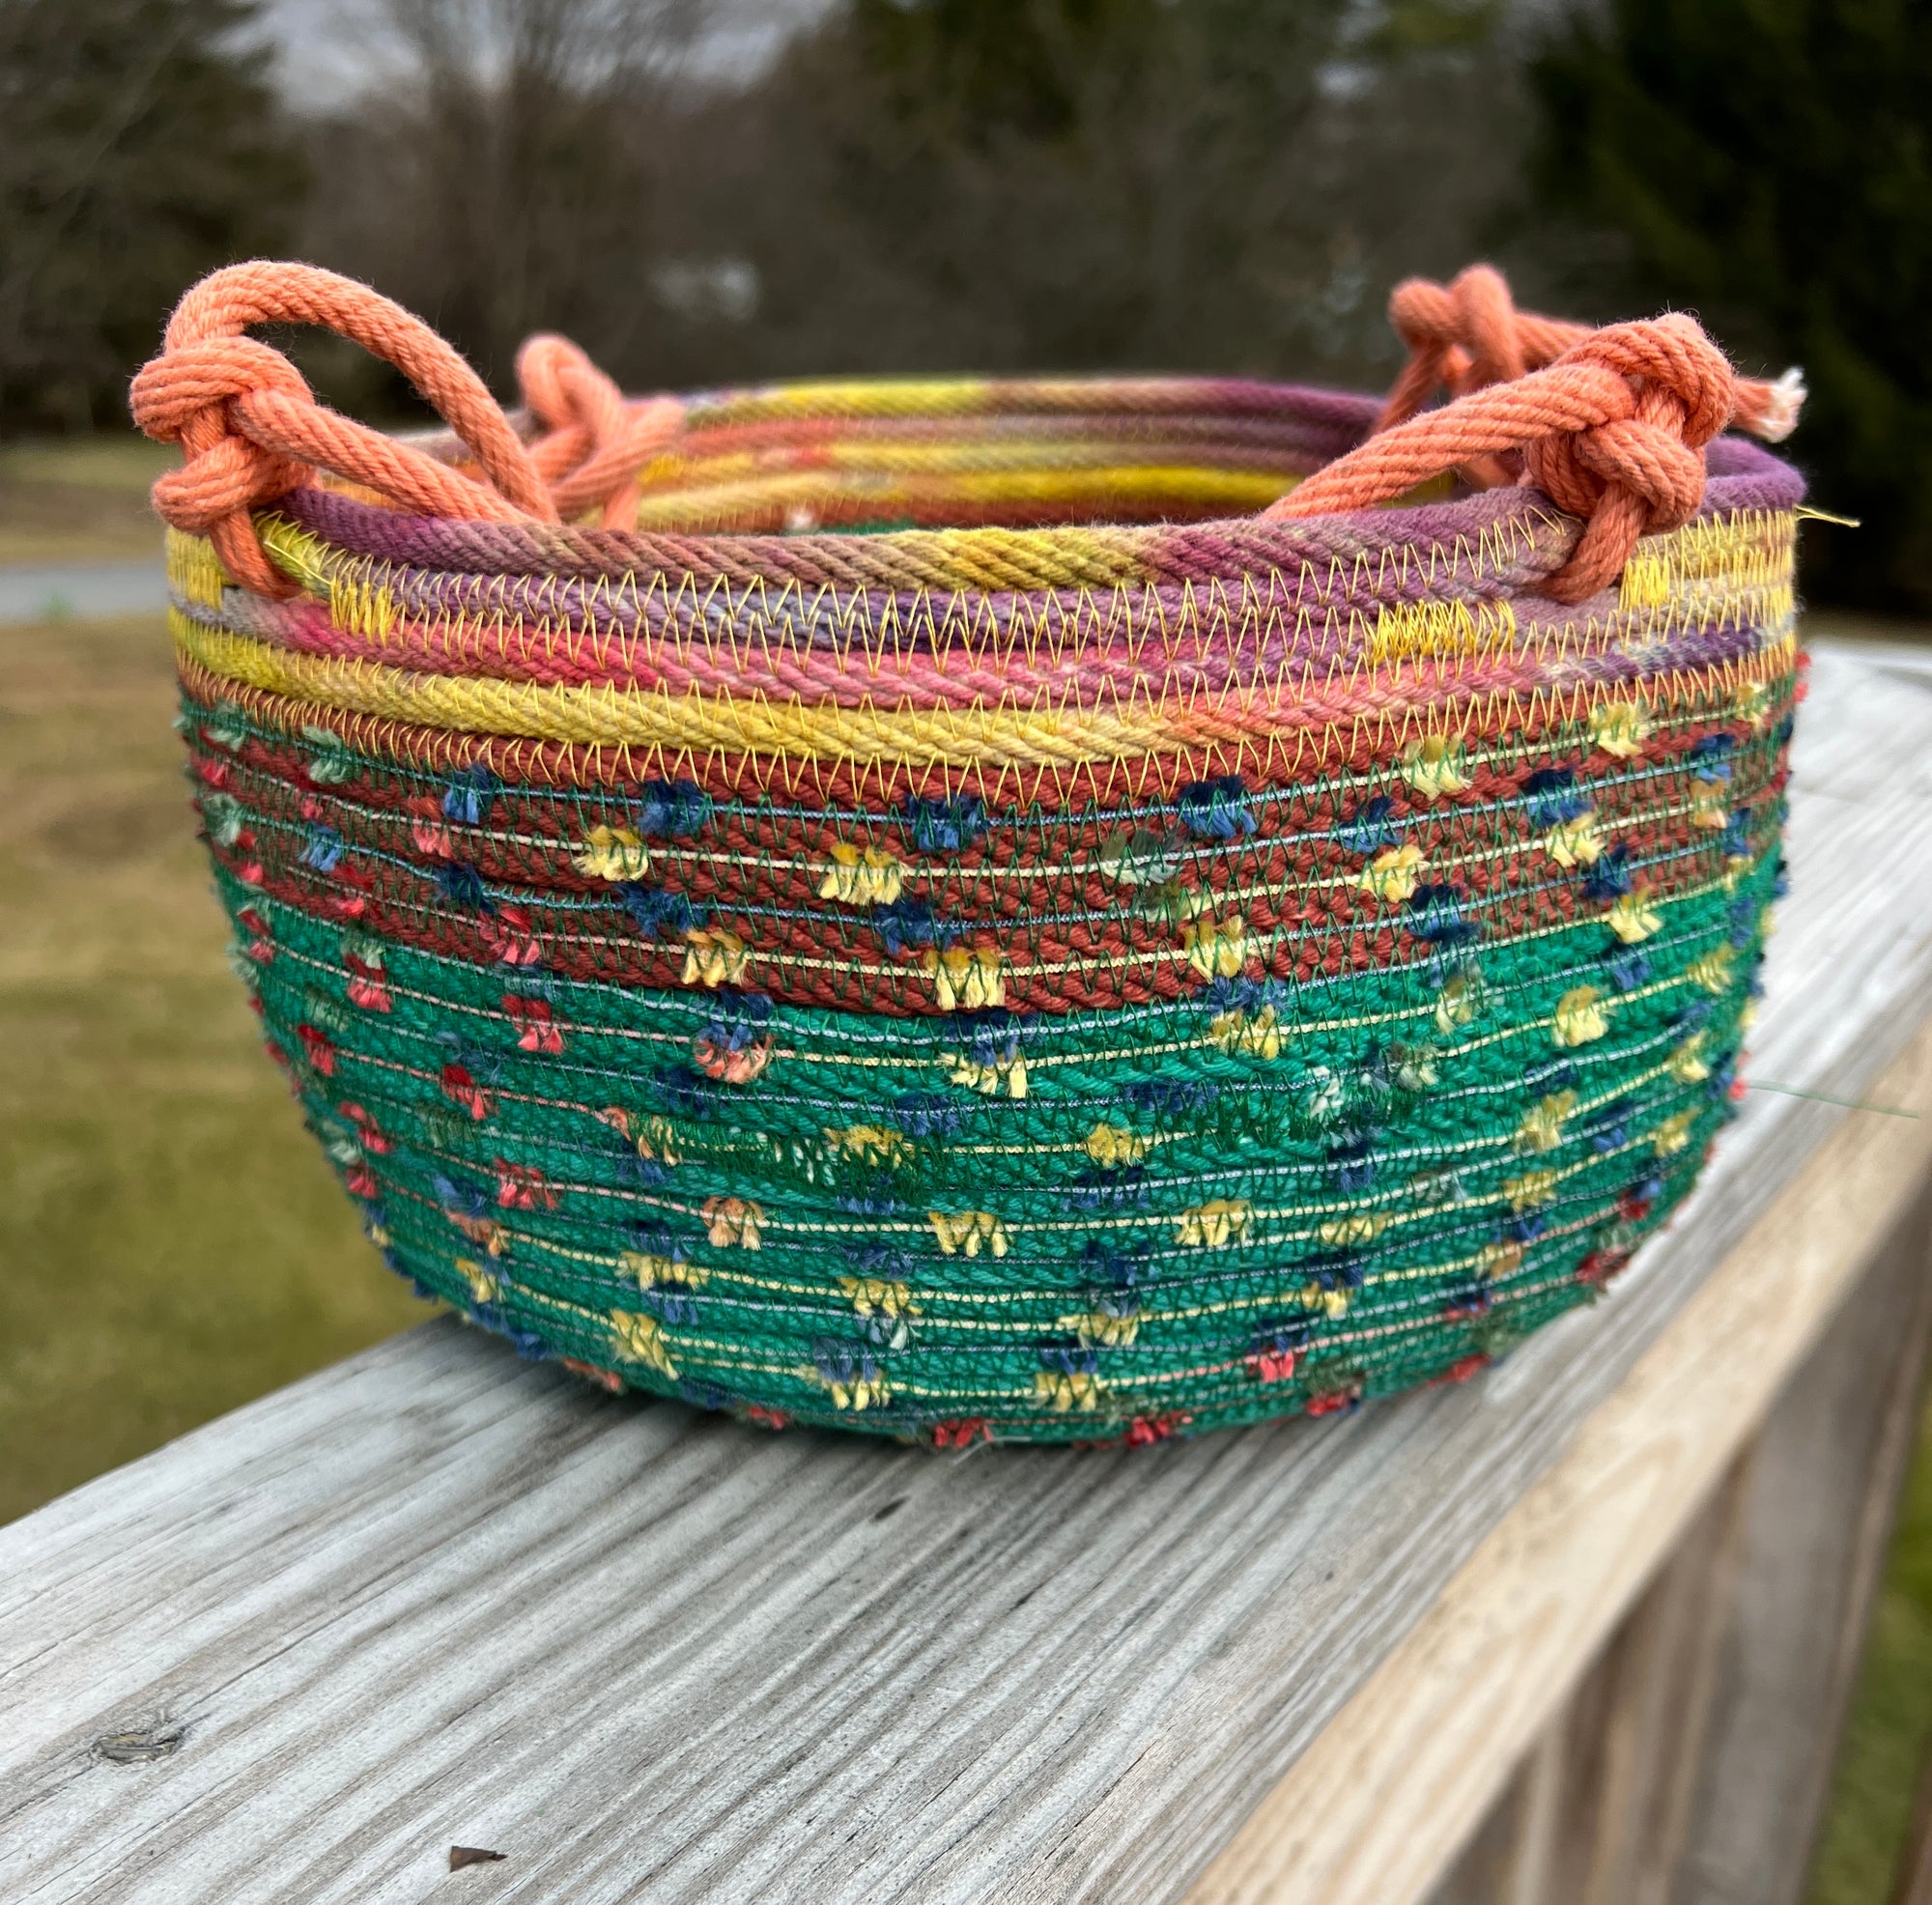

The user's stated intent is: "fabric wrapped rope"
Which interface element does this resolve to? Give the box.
[136,260,1805,1444]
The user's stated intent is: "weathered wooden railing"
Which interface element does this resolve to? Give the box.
[6,641,1930,1905]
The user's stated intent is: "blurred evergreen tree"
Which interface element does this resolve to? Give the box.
[1530,0,1932,611]
[0,0,303,432]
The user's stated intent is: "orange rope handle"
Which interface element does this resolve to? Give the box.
[1376,264,1804,445]
[130,262,684,596]
[1267,312,1745,603]
[516,334,684,528]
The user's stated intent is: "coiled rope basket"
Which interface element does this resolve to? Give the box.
[132,261,1807,1445]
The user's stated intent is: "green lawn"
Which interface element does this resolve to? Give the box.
[0,604,425,1521]
[0,437,177,565]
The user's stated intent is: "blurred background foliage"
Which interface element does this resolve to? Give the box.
[2,0,1924,607]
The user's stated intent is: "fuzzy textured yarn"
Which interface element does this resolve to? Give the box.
[135,260,1806,1444]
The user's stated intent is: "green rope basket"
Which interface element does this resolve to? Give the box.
[140,263,1804,1446]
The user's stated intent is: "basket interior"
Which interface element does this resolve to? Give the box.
[611,377,1379,536]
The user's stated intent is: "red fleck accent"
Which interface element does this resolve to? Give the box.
[693,1032,772,1083]
[1306,1383,1362,1418]
[747,1404,792,1432]
[1124,1410,1191,1445]
[407,796,456,860]
[561,1357,625,1394]
[931,1417,992,1449]
[479,904,542,966]
[440,1063,494,1121]
[495,1160,557,1210]
[296,1023,338,1075]
[502,993,563,1054]
[1576,1248,1630,1288]
[1434,1353,1491,1386]
[338,1101,391,1152]
[1246,1348,1300,1383]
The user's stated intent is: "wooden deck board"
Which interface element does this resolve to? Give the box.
[4,643,1931,1905]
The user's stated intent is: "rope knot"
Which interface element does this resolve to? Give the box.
[1269,267,1804,604]
[130,335,316,545]
[132,261,683,598]
[1382,265,1527,423]
[1522,313,1739,545]
[517,334,684,528]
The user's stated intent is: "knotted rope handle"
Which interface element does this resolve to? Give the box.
[1268,263,1805,603]
[132,258,1801,607]
[128,261,682,598]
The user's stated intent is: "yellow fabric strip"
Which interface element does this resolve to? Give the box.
[175,608,1793,771]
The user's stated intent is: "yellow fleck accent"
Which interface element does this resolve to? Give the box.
[1503,1167,1559,1210]
[1479,1239,1525,1277]
[1401,733,1470,799]
[825,1123,909,1166]
[573,825,651,880]
[942,1048,1028,1098]
[1688,947,1737,995]
[1605,889,1662,944]
[1034,1370,1103,1412]
[1208,1005,1283,1059]
[1653,1110,1696,1156]
[1358,842,1426,902]
[927,1209,1010,1258]
[1062,1307,1140,1349]
[1667,1035,1711,1084]
[1543,810,1602,869]
[1299,1285,1351,1320]
[611,1311,677,1378]
[1552,986,1610,1046]
[1084,1123,1150,1168]
[925,945,1005,1009]
[1516,1090,1578,1153]
[1434,973,1484,1036]
[454,1257,499,1304]
[1589,699,1652,758]
[683,926,750,987]
[814,1368,889,1410]
[1175,1198,1254,1249]
[1320,1211,1389,1247]
[817,841,904,906]
[840,1276,919,1320]
[1182,914,1248,980]
[619,1251,707,1292]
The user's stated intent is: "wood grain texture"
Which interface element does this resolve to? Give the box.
[4,645,1932,1905]
[1425,1457,1752,1905]
[1670,1181,1932,1905]
[1180,1013,1932,1905]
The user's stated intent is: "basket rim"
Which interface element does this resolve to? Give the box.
[282,375,1804,594]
